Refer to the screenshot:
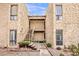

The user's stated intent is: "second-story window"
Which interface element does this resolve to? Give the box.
[56,5,62,20]
[10,5,18,20]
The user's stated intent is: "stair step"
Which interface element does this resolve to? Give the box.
[32,44,36,46]
[29,43,34,46]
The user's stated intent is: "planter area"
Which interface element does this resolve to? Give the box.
[0,48,40,56]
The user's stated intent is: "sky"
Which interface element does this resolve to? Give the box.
[25,3,48,16]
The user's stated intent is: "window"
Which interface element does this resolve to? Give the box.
[56,30,63,45]
[10,30,17,45]
[10,5,18,20]
[56,5,62,20]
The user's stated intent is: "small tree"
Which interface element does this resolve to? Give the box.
[46,43,52,47]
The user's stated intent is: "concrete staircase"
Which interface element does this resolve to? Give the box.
[25,29,38,50]
[28,42,37,50]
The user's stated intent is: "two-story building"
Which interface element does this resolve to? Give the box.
[46,3,79,48]
[0,3,79,49]
[0,4,29,48]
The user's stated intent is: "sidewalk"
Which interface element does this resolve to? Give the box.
[40,49,51,56]
[34,43,51,56]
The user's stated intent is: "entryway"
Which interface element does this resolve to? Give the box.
[29,16,46,41]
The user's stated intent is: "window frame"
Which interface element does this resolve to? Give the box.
[10,29,17,46]
[56,29,63,45]
[10,4,18,20]
[56,5,62,20]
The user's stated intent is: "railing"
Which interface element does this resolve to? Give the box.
[25,29,35,41]
[43,43,53,56]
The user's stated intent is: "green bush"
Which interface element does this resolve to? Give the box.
[39,40,46,43]
[18,42,24,47]
[78,43,79,48]
[24,39,30,41]
[59,53,64,56]
[69,44,77,52]
[68,44,79,56]
[18,40,31,48]
[46,43,52,47]
[32,40,46,43]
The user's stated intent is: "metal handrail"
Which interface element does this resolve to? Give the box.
[43,43,53,56]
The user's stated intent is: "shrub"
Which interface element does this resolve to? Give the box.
[24,41,30,46]
[18,41,25,47]
[24,39,30,41]
[56,47,62,50]
[32,40,46,43]
[69,44,77,52]
[46,43,52,47]
[18,40,30,48]
[59,53,64,56]
[39,40,46,43]
[68,44,79,56]
[78,43,79,48]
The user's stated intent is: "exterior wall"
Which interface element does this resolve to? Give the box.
[0,3,29,47]
[0,4,9,47]
[18,4,29,43]
[9,4,29,47]
[46,4,54,47]
[46,3,79,48]
[1,3,79,49]
[63,4,79,47]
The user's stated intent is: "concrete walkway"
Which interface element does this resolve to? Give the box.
[34,43,51,56]
[48,48,72,56]
[40,49,51,56]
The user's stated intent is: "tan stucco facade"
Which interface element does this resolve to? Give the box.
[46,3,79,48]
[0,3,79,49]
[0,3,29,48]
